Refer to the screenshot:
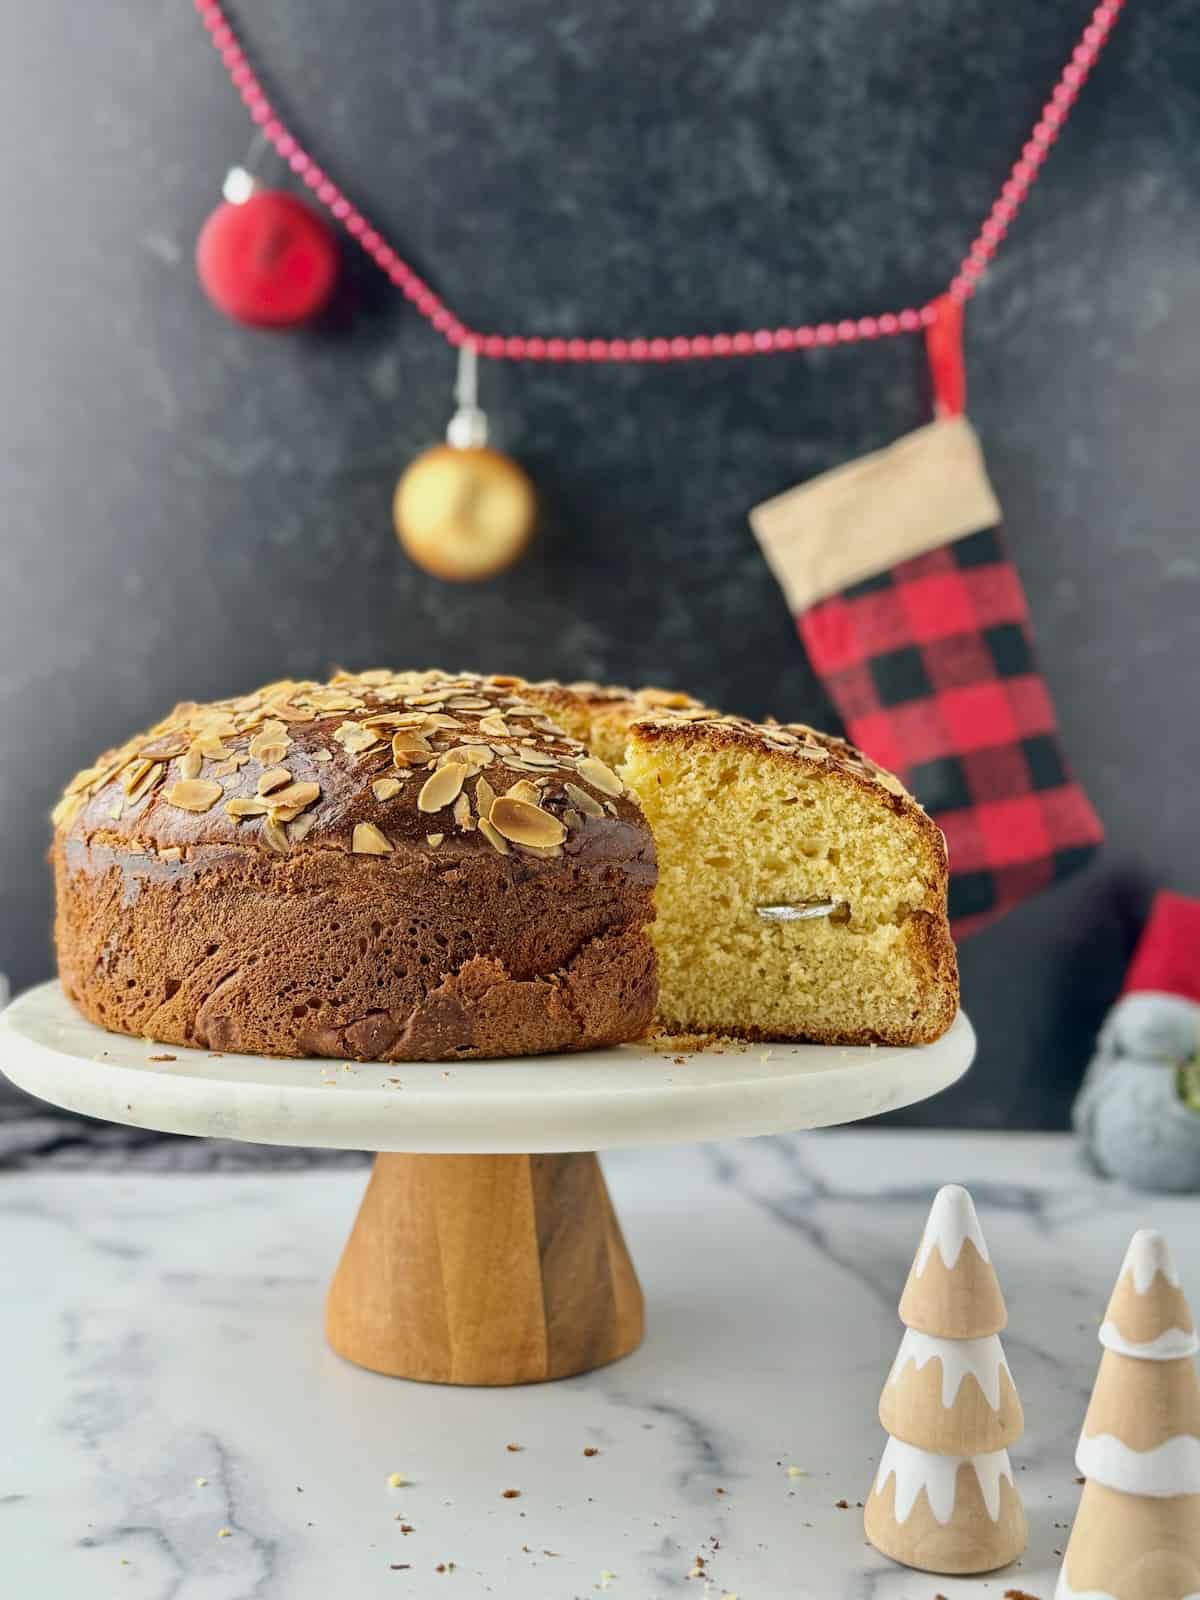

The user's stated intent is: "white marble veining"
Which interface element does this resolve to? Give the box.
[3,1131,1197,1600]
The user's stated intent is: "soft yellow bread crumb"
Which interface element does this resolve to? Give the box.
[622,715,957,1046]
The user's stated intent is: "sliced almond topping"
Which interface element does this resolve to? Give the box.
[474,775,497,818]
[196,733,232,758]
[262,816,290,853]
[122,758,155,795]
[158,846,183,863]
[196,714,239,740]
[505,779,542,807]
[490,797,567,849]
[312,749,333,764]
[126,761,166,806]
[251,741,290,768]
[226,797,270,818]
[638,688,694,708]
[63,761,108,797]
[478,818,510,855]
[332,720,377,755]
[308,691,362,713]
[165,779,223,813]
[288,812,318,844]
[209,758,241,779]
[179,746,204,781]
[372,777,402,801]
[257,766,292,796]
[426,833,445,848]
[352,821,394,855]
[477,714,510,737]
[51,792,85,829]
[249,725,292,763]
[576,756,624,796]
[107,795,125,821]
[418,764,466,812]
[515,748,561,768]
[266,781,320,812]
[446,697,491,710]
[393,730,432,766]
[563,808,583,831]
[442,743,493,769]
[452,791,474,831]
[564,782,605,819]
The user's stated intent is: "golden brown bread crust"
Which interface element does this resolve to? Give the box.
[52,670,657,1061]
[628,712,959,1047]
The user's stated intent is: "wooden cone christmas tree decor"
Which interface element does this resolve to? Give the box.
[865,1184,1027,1575]
[1057,1229,1200,1600]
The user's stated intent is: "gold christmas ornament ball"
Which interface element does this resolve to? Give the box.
[393,444,536,581]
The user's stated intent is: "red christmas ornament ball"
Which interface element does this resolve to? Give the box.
[196,189,338,328]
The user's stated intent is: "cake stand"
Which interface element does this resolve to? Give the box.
[0,980,974,1387]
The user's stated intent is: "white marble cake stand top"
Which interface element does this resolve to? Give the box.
[0,979,973,1153]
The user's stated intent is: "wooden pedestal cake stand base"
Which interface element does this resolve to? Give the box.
[1,981,973,1387]
[326,1152,642,1384]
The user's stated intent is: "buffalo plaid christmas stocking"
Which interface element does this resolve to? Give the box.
[749,298,1103,937]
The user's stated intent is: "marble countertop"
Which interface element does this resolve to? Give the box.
[3,1130,1192,1600]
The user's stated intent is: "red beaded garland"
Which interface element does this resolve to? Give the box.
[194,0,1128,359]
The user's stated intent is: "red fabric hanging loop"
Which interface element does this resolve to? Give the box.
[925,293,966,418]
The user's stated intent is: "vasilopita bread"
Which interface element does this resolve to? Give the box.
[51,668,957,1058]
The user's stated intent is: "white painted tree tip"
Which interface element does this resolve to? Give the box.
[1099,1228,1197,1361]
[1121,1229,1182,1294]
[914,1185,991,1275]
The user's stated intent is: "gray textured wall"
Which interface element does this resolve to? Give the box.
[1,1,1197,1128]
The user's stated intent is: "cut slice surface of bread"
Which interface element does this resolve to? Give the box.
[622,714,958,1046]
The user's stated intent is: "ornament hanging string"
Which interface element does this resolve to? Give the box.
[193,0,1128,362]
